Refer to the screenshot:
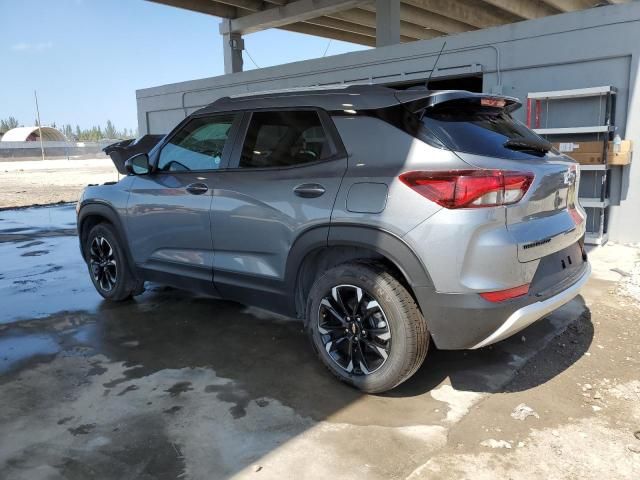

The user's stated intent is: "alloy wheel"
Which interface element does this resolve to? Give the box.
[89,236,117,292]
[317,284,391,375]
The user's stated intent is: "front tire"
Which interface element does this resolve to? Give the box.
[307,262,429,393]
[86,223,138,301]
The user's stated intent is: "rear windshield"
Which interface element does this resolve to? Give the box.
[420,104,548,160]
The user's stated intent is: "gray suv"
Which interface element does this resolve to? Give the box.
[78,85,590,393]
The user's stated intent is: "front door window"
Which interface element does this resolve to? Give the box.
[158,115,235,172]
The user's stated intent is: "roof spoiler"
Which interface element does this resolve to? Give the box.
[394,90,522,115]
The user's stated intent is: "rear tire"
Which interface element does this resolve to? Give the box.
[85,223,139,301]
[306,262,429,393]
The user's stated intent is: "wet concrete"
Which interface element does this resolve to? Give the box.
[0,205,593,479]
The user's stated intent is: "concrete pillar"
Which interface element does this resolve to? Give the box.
[376,0,400,47]
[222,22,244,74]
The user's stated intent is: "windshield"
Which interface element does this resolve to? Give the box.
[420,103,550,160]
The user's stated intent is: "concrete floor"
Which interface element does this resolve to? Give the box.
[0,205,638,479]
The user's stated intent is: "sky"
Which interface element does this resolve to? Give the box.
[0,0,367,132]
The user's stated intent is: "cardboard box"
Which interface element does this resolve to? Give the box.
[568,153,604,165]
[553,140,632,154]
[562,151,631,166]
[552,140,632,165]
[609,151,632,166]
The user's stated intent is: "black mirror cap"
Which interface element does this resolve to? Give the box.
[125,153,150,175]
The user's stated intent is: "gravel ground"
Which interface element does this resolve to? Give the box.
[618,247,640,302]
[409,243,640,479]
[0,158,119,209]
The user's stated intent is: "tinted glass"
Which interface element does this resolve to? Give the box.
[158,115,235,171]
[421,103,547,160]
[240,111,331,168]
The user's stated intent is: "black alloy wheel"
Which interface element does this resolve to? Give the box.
[307,261,430,393]
[318,284,392,375]
[85,223,140,301]
[89,235,117,292]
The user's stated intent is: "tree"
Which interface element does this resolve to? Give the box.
[0,116,19,133]
[0,117,142,140]
[104,120,117,139]
[63,124,74,140]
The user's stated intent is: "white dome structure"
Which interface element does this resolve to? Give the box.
[1,126,67,142]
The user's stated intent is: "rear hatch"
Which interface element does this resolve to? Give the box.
[418,95,584,262]
[103,134,164,174]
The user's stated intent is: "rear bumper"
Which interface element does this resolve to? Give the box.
[414,260,590,350]
[471,262,590,348]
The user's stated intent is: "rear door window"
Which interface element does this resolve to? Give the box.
[238,111,333,168]
[158,114,236,172]
[421,102,549,160]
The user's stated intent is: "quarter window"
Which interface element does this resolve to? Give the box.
[158,115,235,171]
[239,111,332,168]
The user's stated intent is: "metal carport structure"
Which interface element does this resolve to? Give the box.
[138,1,640,243]
[148,0,629,73]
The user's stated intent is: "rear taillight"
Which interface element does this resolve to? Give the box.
[399,170,534,209]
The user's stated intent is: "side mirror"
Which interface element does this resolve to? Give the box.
[125,153,150,175]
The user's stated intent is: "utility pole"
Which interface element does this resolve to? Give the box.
[34,90,45,161]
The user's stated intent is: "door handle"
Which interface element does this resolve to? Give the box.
[294,183,326,198]
[186,183,209,195]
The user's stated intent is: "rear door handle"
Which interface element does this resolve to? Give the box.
[186,183,209,195]
[294,183,326,198]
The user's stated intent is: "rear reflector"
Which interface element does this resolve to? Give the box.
[568,207,583,225]
[399,170,534,209]
[480,284,530,302]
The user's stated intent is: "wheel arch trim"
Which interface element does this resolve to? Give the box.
[77,201,135,268]
[285,224,434,318]
[326,225,434,288]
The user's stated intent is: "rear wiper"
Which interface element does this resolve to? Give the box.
[503,139,551,154]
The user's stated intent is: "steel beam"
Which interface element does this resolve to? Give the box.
[222,20,245,73]
[376,0,401,46]
[359,3,475,33]
[280,22,376,45]
[306,16,378,37]
[541,0,599,12]
[219,0,372,35]
[479,0,560,19]
[403,0,520,28]
[147,0,240,18]
[215,0,265,11]
[307,15,422,41]
[327,9,444,39]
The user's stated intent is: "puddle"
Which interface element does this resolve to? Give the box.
[16,241,45,249]
[0,334,60,374]
[0,206,102,324]
[0,204,77,242]
[21,250,50,257]
[72,324,96,344]
[0,204,76,231]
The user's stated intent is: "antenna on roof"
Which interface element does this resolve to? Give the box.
[425,41,447,90]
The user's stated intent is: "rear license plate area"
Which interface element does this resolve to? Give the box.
[530,241,585,296]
